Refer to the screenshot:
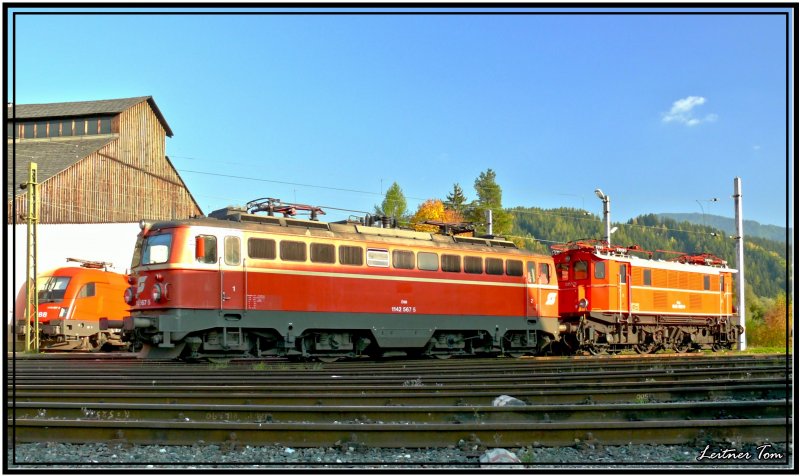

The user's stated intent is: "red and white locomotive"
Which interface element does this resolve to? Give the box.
[115,199,562,360]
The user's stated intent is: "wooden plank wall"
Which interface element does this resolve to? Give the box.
[8,101,203,224]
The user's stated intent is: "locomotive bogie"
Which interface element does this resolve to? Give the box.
[129,307,560,360]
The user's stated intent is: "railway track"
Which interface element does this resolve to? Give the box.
[7,353,792,449]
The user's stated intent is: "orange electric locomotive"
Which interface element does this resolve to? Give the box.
[115,199,562,360]
[552,240,741,355]
[14,258,131,351]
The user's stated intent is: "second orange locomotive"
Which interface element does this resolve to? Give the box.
[553,240,740,354]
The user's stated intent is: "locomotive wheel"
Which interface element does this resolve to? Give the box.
[634,341,659,354]
[587,343,609,355]
[433,353,452,360]
[317,356,341,363]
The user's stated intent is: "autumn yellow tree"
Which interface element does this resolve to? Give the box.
[410,199,464,233]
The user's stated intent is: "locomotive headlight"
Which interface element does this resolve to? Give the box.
[124,287,136,305]
[578,298,589,309]
[152,283,163,302]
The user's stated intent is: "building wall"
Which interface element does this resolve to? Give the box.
[8,100,201,224]
[6,223,140,323]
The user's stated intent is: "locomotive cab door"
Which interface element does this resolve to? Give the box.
[220,235,245,313]
[526,261,539,317]
[527,261,557,318]
[617,263,629,316]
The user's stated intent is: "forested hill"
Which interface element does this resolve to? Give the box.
[658,213,787,243]
[509,207,788,299]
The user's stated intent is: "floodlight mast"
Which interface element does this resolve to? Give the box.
[595,188,611,246]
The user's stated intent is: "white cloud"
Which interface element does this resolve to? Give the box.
[662,96,717,126]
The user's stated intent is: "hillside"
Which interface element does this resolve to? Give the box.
[658,213,787,243]
[509,207,788,299]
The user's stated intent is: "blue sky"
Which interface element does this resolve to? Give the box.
[7,7,793,232]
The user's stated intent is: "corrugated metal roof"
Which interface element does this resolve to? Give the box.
[6,138,115,201]
[7,96,173,137]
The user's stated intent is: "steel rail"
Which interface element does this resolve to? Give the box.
[9,380,787,406]
[8,417,790,448]
[8,399,790,424]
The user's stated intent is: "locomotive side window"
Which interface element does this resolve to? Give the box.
[573,261,588,280]
[643,269,652,286]
[248,238,276,260]
[465,256,483,274]
[280,241,307,262]
[704,275,711,290]
[195,235,217,264]
[485,258,503,275]
[311,243,336,264]
[538,263,551,284]
[77,283,96,298]
[557,263,569,281]
[720,275,725,291]
[418,252,439,271]
[339,246,364,266]
[441,254,461,273]
[594,261,606,279]
[619,264,627,284]
[367,249,390,267]
[392,250,415,269]
[143,233,173,265]
[506,260,523,277]
[224,236,241,265]
[526,262,537,283]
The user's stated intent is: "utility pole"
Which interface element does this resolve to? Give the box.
[23,162,39,352]
[733,177,746,351]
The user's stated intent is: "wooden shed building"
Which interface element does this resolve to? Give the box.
[6,96,202,322]
[7,96,202,223]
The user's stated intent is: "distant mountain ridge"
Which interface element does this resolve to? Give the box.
[657,213,787,243]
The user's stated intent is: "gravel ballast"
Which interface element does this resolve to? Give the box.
[7,441,791,469]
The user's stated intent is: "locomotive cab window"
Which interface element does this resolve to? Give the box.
[557,263,569,281]
[195,235,217,264]
[77,282,96,298]
[143,233,173,265]
[538,263,551,284]
[37,276,70,302]
[527,261,537,283]
[594,261,606,279]
[224,236,241,265]
[573,261,588,280]
[619,264,627,284]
